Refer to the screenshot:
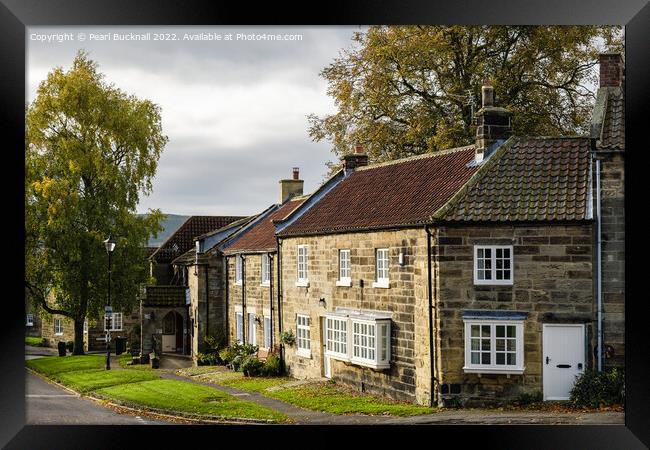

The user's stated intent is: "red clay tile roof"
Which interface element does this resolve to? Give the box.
[225,198,307,253]
[151,216,245,263]
[441,137,591,222]
[600,88,624,150]
[278,146,478,236]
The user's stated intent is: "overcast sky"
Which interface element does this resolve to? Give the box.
[27,26,362,216]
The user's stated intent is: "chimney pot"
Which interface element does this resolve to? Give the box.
[599,53,624,87]
[481,83,494,108]
[354,144,365,154]
[342,144,369,172]
[279,167,304,203]
[292,167,299,180]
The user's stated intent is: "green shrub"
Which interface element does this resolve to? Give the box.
[239,343,259,357]
[204,331,226,352]
[280,330,296,347]
[241,355,265,377]
[570,368,624,408]
[65,341,74,352]
[196,352,219,366]
[514,390,543,406]
[218,346,237,365]
[231,355,243,372]
[262,353,282,376]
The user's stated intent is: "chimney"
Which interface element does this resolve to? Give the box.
[474,81,512,163]
[599,53,624,87]
[279,167,304,203]
[342,144,369,172]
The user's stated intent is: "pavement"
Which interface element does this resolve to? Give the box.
[25,370,166,425]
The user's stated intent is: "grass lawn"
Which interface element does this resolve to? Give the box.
[118,353,154,371]
[96,379,288,422]
[177,366,228,376]
[268,381,436,416]
[53,369,159,393]
[194,371,294,393]
[26,355,105,376]
[25,336,44,346]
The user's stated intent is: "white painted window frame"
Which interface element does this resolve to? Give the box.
[324,313,391,370]
[372,248,390,288]
[235,255,243,285]
[473,245,514,285]
[263,316,272,348]
[235,312,244,343]
[261,253,271,286]
[248,312,257,346]
[296,314,311,357]
[26,314,34,327]
[105,312,123,331]
[296,245,309,287]
[463,319,525,374]
[325,316,348,359]
[54,318,63,335]
[336,249,352,287]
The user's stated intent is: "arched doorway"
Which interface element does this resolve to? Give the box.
[162,311,184,353]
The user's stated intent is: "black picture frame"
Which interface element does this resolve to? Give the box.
[2,0,648,448]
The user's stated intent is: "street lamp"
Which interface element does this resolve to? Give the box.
[104,234,117,370]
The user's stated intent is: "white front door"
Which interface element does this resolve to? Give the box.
[542,324,585,400]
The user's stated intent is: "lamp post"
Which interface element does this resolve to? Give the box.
[104,234,117,370]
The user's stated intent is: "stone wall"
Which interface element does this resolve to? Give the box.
[279,228,432,405]
[434,223,594,405]
[598,152,625,368]
[186,252,229,358]
[41,314,75,348]
[226,252,280,351]
[85,311,140,352]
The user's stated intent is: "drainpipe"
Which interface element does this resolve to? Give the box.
[276,237,284,372]
[425,225,440,406]
[224,255,229,347]
[241,254,246,345]
[269,253,274,348]
[205,263,210,349]
[596,158,603,372]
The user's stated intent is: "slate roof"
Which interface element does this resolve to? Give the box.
[600,88,624,150]
[278,146,478,237]
[440,137,591,222]
[150,215,245,263]
[225,197,307,253]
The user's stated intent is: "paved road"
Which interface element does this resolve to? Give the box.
[26,370,165,425]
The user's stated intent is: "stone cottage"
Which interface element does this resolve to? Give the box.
[171,216,255,359]
[222,169,308,353]
[274,53,625,407]
[140,215,244,356]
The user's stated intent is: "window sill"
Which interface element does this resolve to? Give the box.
[295,280,310,287]
[54,333,63,336]
[350,357,390,370]
[473,280,513,286]
[336,279,352,287]
[260,282,271,287]
[463,366,525,375]
[372,280,390,289]
[234,281,243,286]
[296,349,312,359]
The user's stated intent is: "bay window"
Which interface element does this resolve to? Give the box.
[324,309,391,369]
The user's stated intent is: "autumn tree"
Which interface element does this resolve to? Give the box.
[25,51,166,354]
[309,26,622,167]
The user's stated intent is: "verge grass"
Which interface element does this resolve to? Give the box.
[25,336,44,346]
[26,355,105,376]
[96,379,288,422]
[268,381,437,416]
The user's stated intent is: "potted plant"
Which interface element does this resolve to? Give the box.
[280,329,296,347]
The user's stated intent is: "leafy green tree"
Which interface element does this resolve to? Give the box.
[309,26,622,168]
[25,51,167,354]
